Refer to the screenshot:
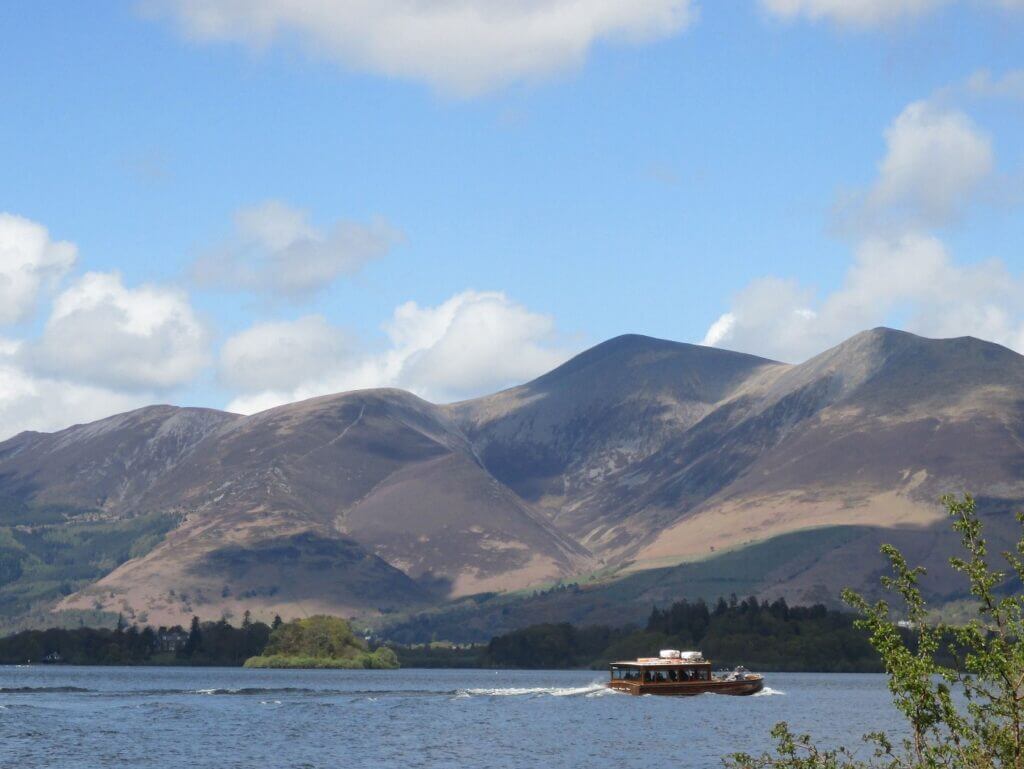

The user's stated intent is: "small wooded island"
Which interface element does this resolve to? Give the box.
[245,615,399,669]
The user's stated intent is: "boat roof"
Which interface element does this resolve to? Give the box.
[611,659,711,666]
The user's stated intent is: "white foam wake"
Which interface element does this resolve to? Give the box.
[456,681,608,698]
[753,687,785,697]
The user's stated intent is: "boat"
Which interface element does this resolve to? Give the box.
[607,650,764,696]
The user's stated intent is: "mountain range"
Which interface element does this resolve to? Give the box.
[2,327,1023,637]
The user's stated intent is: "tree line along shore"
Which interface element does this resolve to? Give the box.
[0,595,894,671]
[0,613,398,669]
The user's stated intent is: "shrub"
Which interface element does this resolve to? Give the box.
[728,495,1024,769]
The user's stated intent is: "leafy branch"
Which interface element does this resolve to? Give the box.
[727,494,1024,769]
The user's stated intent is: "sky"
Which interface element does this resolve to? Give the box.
[1,0,1023,439]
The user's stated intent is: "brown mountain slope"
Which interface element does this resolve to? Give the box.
[629,329,1024,570]
[446,334,782,551]
[51,389,589,625]
[448,329,1024,593]
[0,405,239,513]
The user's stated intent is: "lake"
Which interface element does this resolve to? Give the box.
[1,666,903,768]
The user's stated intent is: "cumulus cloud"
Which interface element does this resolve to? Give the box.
[219,315,353,391]
[148,0,695,95]
[850,101,994,231]
[27,272,209,391]
[222,290,573,413]
[192,201,400,299]
[0,213,77,325]
[704,94,1019,362]
[703,233,1024,362]
[0,218,210,440]
[388,291,569,397]
[0,338,151,439]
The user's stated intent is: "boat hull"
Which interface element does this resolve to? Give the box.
[607,676,764,697]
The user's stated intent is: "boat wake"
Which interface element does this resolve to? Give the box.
[0,686,91,694]
[753,687,785,697]
[455,681,613,698]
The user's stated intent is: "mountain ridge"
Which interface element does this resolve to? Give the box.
[2,327,1022,634]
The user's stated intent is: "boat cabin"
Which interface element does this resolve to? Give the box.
[607,650,764,696]
[610,661,712,684]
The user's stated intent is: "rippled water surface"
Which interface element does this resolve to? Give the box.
[0,666,901,768]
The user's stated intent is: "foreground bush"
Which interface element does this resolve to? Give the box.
[728,495,1024,769]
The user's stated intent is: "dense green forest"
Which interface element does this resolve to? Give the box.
[0,613,399,668]
[395,596,886,672]
[483,596,883,670]
[0,505,179,630]
[0,613,272,666]
[0,597,885,671]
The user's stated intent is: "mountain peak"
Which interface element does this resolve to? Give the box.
[822,326,1022,369]
[528,333,778,389]
[769,327,1024,410]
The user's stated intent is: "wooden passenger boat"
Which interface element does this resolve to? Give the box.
[607,651,764,696]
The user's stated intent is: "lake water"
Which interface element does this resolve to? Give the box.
[1,667,902,768]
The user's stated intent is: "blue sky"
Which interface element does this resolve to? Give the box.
[1,0,1022,437]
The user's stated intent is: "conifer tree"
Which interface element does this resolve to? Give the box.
[183,616,203,657]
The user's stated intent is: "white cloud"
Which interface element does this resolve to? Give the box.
[148,0,696,96]
[0,216,211,441]
[390,291,569,397]
[219,315,353,391]
[222,290,573,413]
[27,272,209,391]
[760,0,949,26]
[963,69,1024,101]
[859,101,993,230]
[761,0,1023,26]
[192,201,400,299]
[703,232,1024,362]
[0,213,77,325]
[703,93,1021,362]
[0,338,151,440]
